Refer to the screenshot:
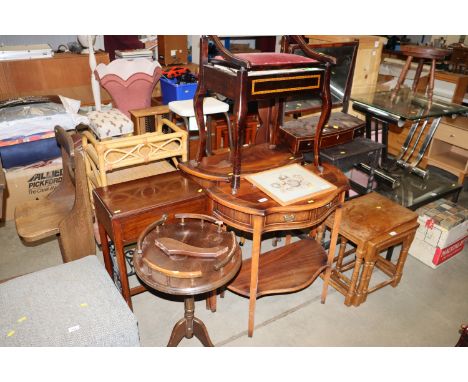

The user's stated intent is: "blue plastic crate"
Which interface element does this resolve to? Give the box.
[160,77,198,104]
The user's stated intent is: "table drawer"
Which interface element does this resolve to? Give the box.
[320,130,355,148]
[434,124,468,150]
[264,195,340,231]
[297,138,315,152]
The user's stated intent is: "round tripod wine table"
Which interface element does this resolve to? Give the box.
[134,213,242,347]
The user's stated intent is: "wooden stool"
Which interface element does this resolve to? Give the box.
[319,192,419,306]
[391,45,450,102]
[168,97,231,157]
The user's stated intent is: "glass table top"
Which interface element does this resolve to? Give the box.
[351,88,468,121]
[371,165,462,210]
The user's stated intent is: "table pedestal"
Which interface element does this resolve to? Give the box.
[167,297,214,347]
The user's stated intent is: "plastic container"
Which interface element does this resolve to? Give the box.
[160,77,198,104]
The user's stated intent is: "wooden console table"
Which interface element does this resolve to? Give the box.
[205,162,349,337]
[93,170,207,309]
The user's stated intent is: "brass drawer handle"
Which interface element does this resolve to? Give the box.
[283,214,295,222]
[449,134,455,138]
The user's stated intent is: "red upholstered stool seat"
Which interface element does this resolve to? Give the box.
[214,52,317,69]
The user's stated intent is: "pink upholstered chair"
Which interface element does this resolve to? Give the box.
[94,59,162,118]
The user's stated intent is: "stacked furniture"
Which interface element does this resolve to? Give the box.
[81,47,189,202]
[319,192,419,306]
[176,35,349,337]
[81,109,187,199]
[179,35,337,192]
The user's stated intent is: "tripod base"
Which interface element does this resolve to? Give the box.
[167,296,214,347]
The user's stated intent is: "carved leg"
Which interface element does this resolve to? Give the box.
[231,69,248,193]
[205,290,217,312]
[392,232,415,287]
[167,317,189,347]
[206,115,212,155]
[114,230,132,310]
[194,84,206,163]
[344,247,365,306]
[335,236,348,270]
[315,223,326,245]
[192,317,214,347]
[412,59,425,92]
[224,112,233,151]
[98,222,113,278]
[353,247,376,307]
[314,63,332,169]
[392,55,413,100]
[168,296,215,347]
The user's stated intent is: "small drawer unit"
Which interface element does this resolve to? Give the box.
[280,111,365,155]
[427,116,468,185]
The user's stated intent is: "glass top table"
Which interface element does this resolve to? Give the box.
[349,88,467,208]
[371,165,462,211]
[351,88,468,179]
[352,88,468,123]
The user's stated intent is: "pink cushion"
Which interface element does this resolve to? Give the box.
[215,53,317,68]
[95,66,162,117]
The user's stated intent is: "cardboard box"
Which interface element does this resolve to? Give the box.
[409,199,467,268]
[2,158,63,221]
[157,35,188,66]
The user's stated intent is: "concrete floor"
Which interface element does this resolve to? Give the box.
[1,197,467,347]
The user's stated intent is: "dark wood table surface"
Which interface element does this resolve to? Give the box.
[93,170,207,309]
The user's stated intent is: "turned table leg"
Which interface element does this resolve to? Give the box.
[248,216,263,337]
[167,296,214,347]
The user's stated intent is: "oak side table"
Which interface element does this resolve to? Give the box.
[320,192,419,306]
